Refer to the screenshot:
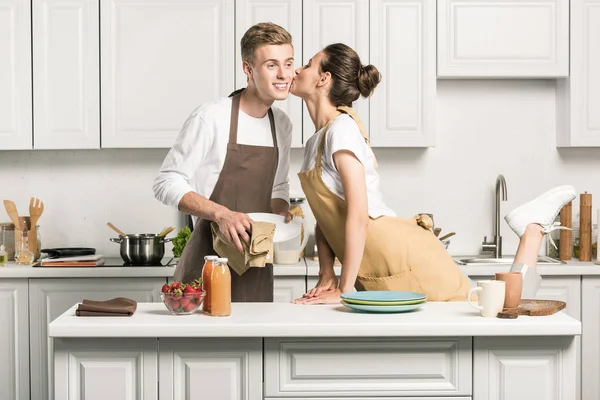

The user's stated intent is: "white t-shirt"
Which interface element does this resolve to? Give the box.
[153,96,292,209]
[300,114,396,218]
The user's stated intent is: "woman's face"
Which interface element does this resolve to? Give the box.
[290,51,326,98]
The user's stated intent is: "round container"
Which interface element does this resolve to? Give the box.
[161,291,205,315]
[110,234,174,265]
[0,223,15,261]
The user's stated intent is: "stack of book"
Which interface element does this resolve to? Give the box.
[39,254,105,267]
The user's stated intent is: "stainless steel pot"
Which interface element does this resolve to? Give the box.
[110,234,173,265]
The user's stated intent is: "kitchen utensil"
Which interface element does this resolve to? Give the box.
[3,200,21,230]
[580,193,592,261]
[467,280,505,317]
[110,234,173,265]
[158,226,175,237]
[340,301,423,313]
[273,218,309,264]
[29,197,44,256]
[41,247,96,259]
[559,201,572,260]
[495,272,522,309]
[107,222,127,237]
[341,291,426,303]
[433,227,441,237]
[438,232,456,241]
[496,300,566,319]
[247,213,299,242]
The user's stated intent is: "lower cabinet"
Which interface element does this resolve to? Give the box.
[0,279,29,400]
[158,338,263,400]
[29,278,163,400]
[53,338,158,400]
[273,276,306,303]
[582,277,600,400]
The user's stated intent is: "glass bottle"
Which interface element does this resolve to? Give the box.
[0,226,8,265]
[201,255,218,314]
[210,257,231,316]
[15,230,34,265]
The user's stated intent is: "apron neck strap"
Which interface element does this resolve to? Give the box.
[229,89,277,147]
[316,106,378,169]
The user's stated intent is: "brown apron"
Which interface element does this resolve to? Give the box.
[173,89,278,302]
[298,107,471,301]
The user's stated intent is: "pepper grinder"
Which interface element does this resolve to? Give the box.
[580,192,592,262]
[559,201,572,260]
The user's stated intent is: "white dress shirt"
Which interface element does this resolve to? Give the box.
[153,96,292,210]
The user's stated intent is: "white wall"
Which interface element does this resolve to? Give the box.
[1,79,598,258]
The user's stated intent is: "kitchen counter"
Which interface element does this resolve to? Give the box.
[49,301,580,338]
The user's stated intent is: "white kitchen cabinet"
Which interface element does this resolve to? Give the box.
[582,277,600,400]
[236,0,303,148]
[302,0,369,143]
[0,280,29,400]
[54,338,158,400]
[370,0,436,147]
[557,0,600,147]
[32,0,99,149]
[0,0,32,150]
[159,338,262,400]
[264,337,472,397]
[100,0,234,148]
[274,276,306,303]
[437,0,569,78]
[29,278,163,400]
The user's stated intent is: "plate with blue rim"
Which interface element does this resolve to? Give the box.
[341,291,426,304]
[340,301,424,313]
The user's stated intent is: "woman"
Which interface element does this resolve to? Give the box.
[290,43,575,304]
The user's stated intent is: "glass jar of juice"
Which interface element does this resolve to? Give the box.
[210,257,231,316]
[201,255,218,314]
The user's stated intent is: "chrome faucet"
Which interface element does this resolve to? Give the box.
[482,174,508,258]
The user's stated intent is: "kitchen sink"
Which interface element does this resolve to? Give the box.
[456,255,563,265]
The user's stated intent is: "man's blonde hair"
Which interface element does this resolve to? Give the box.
[241,22,292,64]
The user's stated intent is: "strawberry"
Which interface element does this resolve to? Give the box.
[171,282,181,291]
[161,284,170,293]
[183,285,195,295]
[181,298,191,308]
[184,302,196,312]
[171,300,180,309]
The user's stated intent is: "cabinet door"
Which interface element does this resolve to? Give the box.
[437,0,569,77]
[0,0,32,150]
[54,338,158,400]
[274,276,306,302]
[159,338,262,400]
[582,277,600,400]
[370,0,436,147]
[303,0,369,142]
[557,0,600,147]
[0,280,29,400]
[29,278,163,400]
[101,0,234,148]
[236,0,303,148]
[32,0,99,149]
[535,276,581,320]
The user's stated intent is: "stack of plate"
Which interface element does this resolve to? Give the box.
[340,291,427,313]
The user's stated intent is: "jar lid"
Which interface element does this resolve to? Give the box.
[216,257,228,263]
[290,197,306,204]
[0,222,15,229]
[204,255,218,261]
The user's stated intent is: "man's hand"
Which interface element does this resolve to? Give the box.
[215,210,253,253]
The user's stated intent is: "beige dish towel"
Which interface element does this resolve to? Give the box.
[211,221,275,276]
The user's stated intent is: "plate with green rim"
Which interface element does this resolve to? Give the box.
[341,297,427,306]
[341,301,424,313]
[341,291,426,303]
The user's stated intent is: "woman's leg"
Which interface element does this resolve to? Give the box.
[513,224,544,268]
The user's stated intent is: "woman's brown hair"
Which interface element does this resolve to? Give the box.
[319,43,381,107]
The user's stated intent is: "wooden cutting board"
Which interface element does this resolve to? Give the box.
[497,300,566,319]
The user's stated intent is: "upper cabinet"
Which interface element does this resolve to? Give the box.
[33,0,100,149]
[101,0,235,148]
[303,0,370,144]
[0,0,32,150]
[557,0,600,147]
[370,0,436,147]
[437,0,569,78]
[236,0,303,148]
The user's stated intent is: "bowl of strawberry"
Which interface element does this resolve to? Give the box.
[160,279,205,315]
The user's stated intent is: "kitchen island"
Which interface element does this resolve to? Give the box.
[50,302,580,400]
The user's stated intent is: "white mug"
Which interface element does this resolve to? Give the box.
[467,280,506,317]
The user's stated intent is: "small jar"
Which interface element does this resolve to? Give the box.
[0,223,15,261]
[290,198,306,257]
[14,224,41,261]
[15,230,34,265]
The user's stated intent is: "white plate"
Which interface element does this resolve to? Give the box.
[247,213,301,243]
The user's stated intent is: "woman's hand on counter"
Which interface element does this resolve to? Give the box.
[292,288,342,305]
[305,273,339,298]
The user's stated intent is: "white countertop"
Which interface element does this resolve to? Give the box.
[49,301,580,338]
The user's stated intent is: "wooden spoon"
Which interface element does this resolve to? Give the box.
[107,222,127,237]
[438,232,456,241]
[3,200,22,230]
[158,226,175,237]
[29,197,45,256]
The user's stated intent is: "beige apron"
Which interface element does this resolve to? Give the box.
[298,107,471,301]
[173,89,278,302]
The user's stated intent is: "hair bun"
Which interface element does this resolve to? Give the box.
[357,64,382,98]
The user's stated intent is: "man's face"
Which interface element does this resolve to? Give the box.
[244,44,294,101]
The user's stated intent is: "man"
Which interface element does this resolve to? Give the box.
[153,22,294,302]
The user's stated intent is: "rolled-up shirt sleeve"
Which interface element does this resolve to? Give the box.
[271,116,292,203]
[153,111,212,210]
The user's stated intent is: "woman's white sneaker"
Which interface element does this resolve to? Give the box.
[504,185,576,238]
